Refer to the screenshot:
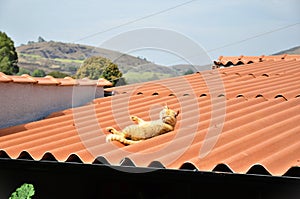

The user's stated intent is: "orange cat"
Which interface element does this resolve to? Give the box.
[106,106,179,145]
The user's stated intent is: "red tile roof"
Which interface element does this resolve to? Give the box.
[0,55,299,177]
[0,73,113,87]
[214,54,300,66]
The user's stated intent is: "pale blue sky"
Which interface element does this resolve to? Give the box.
[0,0,299,65]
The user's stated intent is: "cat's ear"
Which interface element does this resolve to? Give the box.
[175,110,180,117]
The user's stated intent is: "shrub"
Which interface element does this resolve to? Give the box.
[9,183,35,199]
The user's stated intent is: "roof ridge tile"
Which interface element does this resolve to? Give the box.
[0,72,13,82]
[214,54,300,67]
[21,74,38,83]
[0,74,112,87]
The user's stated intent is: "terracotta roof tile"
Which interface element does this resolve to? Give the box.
[76,78,102,86]
[97,78,113,87]
[56,77,79,86]
[10,74,38,83]
[33,75,61,85]
[0,72,13,82]
[0,56,299,177]
[0,74,112,86]
[214,54,300,67]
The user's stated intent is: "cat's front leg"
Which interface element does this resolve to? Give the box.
[162,123,174,131]
[130,116,145,124]
[106,127,123,136]
[106,134,142,145]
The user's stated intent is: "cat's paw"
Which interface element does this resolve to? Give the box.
[130,116,138,122]
[106,127,115,133]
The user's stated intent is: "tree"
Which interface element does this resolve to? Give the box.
[184,68,194,75]
[38,36,46,43]
[75,56,122,86]
[17,67,31,75]
[32,69,46,77]
[0,31,19,75]
[101,61,123,86]
[47,71,69,78]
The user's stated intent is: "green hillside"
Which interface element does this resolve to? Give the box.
[16,41,197,84]
[17,41,151,75]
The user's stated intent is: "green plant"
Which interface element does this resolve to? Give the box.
[0,31,19,75]
[32,69,46,77]
[47,71,69,78]
[17,67,31,75]
[9,183,35,199]
[75,56,122,86]
[184,68,194,75]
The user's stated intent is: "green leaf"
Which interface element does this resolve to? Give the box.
[9,183,35,199]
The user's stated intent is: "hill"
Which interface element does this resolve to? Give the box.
[17,41,151,75]
[16,41,191,83]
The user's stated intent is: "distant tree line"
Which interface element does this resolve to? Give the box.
[26,36,46,45]
[17,68,70,78]
[17,56,124,84]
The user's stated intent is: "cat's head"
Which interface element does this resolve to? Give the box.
[160,106,179,126]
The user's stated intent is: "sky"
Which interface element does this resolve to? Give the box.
[0,0,299,66]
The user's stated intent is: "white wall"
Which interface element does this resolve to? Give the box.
[0,83,104,129]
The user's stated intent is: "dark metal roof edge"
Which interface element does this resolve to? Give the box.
[1,158,299,181]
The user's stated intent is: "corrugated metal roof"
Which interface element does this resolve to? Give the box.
[0,56,299,177]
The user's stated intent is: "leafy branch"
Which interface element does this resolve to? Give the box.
[9,183,35,199]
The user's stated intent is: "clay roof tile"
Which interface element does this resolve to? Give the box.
[0,72,12,82]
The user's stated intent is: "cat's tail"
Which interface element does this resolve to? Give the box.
[106,134,142,145]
